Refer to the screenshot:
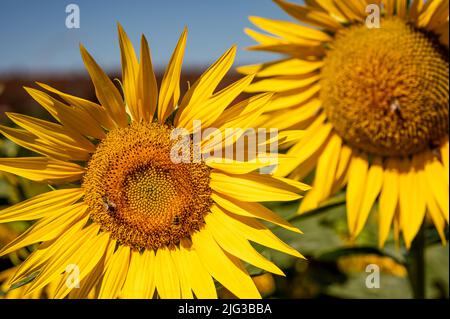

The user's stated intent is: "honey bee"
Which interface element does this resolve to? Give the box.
[102,196,117,215]
[172,215,181,226]
[390,98,404,120]
[390,98,400,111]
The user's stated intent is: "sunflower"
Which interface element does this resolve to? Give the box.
[0,25,308,298]
[240,0,449,248]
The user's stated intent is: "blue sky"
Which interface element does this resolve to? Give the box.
[0,0,301,74]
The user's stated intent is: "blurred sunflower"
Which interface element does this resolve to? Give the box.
[0,25,308,298]
[240,0,449,248]
[337,254,407,277]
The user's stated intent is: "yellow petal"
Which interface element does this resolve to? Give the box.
[378,158,400,247]
[393,209,401,248]
[247,42,326,57]
[335,144,352,182]
[354,157,383,237]
[122,249,156,299]
[0,125,83,161]
[206,157,275,175]
[441,139,449,185]
[275,119,332,177]
[118,23,139,121]
[7,216,89,287]
[424,151,449,223]
[178,239,217,299]
[425,183,448,244]
[210,171,301,202]
[0,188,84,223]
[418,0,448,29]
[256,59,324,77]
[53,231,109,299]
[289,145,323,182]
[36,82,115,130]
[246,74,320,93]
[6,112,95,154]
[428,6,450,31]
[334,0,366,21]
[225,95,273,129]
[236,63,263,75]
[298,188,321,213]
[0,157,85,183]
[206,210,284,276]
[333,2,360,21]
[346,152,369,235]
[154,247,180,298]
[175,46,237,128]
[191,227,261,299]
[98,245,130,299]
[265,85,321,111]
[409,0,424,20]
[137,35,158,122]
[311,133,341,203]
[213,205,304,259]
[210,92,273,129]
[396,0,407,18]
[274,0,342,30]
[170,249,194,299]
[245,27,288,47]
[408,154,428,236]
[157,28,187,123]
[212,192,301,233]
[383,0,395,16]
[177,74,254,131]
[399,157,426,248]
[68,261,103,299]
[330,143,352,194]
[0,203,87,256]
[276,130,308,147]
[272,176,311,192]
[25,223,100,295]
[80,44,127,127]
[24,87,106,140]
[312,0,349,22]
[8,248,48,287]
[69,241,113,299]
[202,93,273,153]
[249,16,332,43]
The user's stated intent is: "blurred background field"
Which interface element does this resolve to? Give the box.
[0,0,448,299]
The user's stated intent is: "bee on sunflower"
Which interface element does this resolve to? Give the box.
[0,25,309,298]
[240,0,449,248]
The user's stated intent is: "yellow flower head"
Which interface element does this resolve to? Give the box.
[0,25,309,299]
[240,0,449,248]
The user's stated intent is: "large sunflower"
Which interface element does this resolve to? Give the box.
[240,0,449,248]
[0,25,308,298]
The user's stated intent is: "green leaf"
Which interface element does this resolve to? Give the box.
[425,244,449,298]
[8,271,39,290]
[326,273,413,299]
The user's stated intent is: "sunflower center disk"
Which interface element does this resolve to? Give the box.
[83,122,212,250]
[320,18,449,156]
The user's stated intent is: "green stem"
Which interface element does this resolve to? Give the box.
[407,225,426,299]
